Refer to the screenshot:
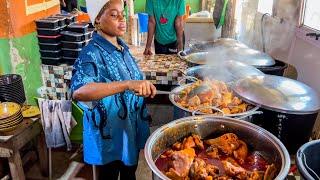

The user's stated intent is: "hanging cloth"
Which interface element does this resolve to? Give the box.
[213,0,229,29]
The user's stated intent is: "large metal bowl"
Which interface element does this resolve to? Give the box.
[169,83,260,120]
[144,115,291,180]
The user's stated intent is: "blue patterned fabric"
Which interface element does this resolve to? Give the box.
[71,32,150,166]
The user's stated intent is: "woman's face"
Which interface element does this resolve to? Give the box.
[97,0,126,37]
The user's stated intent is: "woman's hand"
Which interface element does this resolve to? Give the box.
[177,43,183,52]
[143,47,153,56]
[127,80,157,98]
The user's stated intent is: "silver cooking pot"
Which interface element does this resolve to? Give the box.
[144,115,291,180]
[169,83,261,121]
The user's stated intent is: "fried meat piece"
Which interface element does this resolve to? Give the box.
[233,140,248,164]
[165,148,196,180]
[193,134,205,150]
[248,171,264,180]
[222,157,248,179]
[182,136,196,149]
[173,142,182,151]
[205,133,240,155]
[197,90,215,104]
[160,149,175,159]
[189,158,219,180]
[231,97,242,106]
[206,146,220,159]
[215,175,233,180]
[221,108,231,115]
[188,95,201,107]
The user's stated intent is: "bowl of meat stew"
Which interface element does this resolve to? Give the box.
[144,115,290,180]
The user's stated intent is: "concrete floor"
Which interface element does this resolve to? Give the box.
[25,148,154,180]
[25,105,173,180]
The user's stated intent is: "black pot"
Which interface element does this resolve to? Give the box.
[252,109,318,154]
[233,75,320,154]
[296,139,320,180]
[256,59,288,76]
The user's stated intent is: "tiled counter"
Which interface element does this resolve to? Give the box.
[138,54,188,85]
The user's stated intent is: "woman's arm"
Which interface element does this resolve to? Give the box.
[175,15,184,51]
[73,80,156,101]
[60,0,66,7]
[144,16,156,55]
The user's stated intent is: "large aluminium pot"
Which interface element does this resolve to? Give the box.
[233,75,320,154]
[170,83,260,121]
[144,115,291,180]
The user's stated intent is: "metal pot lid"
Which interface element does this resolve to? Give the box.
[182,38,246,56]
[225,47,276,66]
[181,39,275,67]
[191,46,275,67]
[225,60,265,80]
[213,38,248,48]
[233,75,320,114]
[186,60,264,83]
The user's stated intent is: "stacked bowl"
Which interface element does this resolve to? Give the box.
[0,74,26,104]
[0,102,23,132]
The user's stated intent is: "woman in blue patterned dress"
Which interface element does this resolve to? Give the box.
[71,0,157,179]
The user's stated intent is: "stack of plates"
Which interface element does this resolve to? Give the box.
[0,102,23,132]
[0,74,26,104]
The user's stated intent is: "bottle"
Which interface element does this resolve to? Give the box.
[186,4,191,18]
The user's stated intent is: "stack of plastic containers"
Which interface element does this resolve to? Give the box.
[61,23,94,65]
[35,14,77,65]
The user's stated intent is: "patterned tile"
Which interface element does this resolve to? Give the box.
[138,55,188,85]
[41,64,73,100]
[41,55,188,100]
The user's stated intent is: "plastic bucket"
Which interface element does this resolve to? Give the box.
[138,13,149,33]
[296,139,320,179]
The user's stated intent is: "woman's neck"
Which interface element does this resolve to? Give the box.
[98,30,120,49]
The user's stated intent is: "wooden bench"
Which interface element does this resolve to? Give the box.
[0,118,48,180]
